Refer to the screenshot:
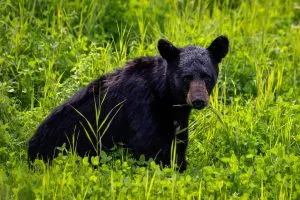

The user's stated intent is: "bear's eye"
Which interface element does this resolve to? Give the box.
[204,76,211,83]
[203,76,213,90]
[201,74,211,83]
[183,75,193,83]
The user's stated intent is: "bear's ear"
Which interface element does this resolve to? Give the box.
[207,35,229,63]
[158,39,180,61]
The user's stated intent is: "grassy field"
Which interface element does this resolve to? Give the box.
[0,0,299,199]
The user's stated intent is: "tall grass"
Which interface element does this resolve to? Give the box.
[0,0,299,199]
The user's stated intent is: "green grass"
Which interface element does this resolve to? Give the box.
[0,0,299,199]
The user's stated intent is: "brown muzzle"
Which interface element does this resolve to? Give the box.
[186,80,209,110]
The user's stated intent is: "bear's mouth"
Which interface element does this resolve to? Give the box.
[185,98,208,110]
[190,99,208,110]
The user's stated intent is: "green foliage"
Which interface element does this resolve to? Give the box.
[0,0,299,199]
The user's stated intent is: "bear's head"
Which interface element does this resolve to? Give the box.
[158,36,229,110]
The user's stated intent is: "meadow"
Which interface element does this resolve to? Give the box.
[0,0,299,199]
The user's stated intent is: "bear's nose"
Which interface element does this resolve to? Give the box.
[191,100,206,110]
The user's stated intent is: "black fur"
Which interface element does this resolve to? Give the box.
[28,36,229,171]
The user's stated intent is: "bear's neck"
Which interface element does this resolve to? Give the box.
[135,56,174,106]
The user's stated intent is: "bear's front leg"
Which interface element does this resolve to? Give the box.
[173,107,191,172]
[130,127,175,167]
[176,129,188,172]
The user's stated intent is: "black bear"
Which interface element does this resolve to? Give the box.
[28,36,229,171]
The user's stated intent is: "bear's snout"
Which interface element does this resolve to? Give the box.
[186,80,209,110]
[191,99,206,110]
